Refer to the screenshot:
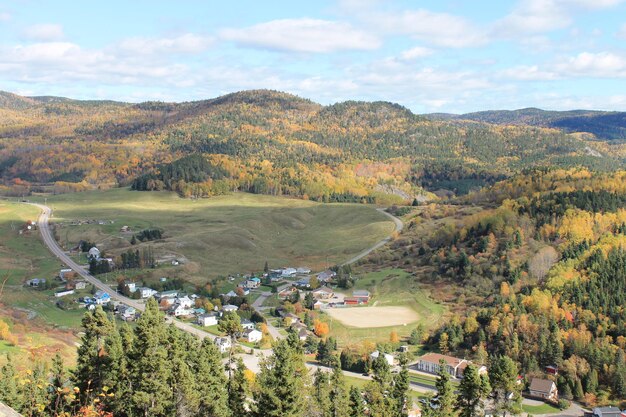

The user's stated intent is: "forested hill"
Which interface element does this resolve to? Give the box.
[0,89,624,200]
[427,108,626,141]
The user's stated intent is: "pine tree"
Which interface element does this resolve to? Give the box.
[433,359,457,417]
[456,364,491,417]
[229,357,249,417]
[103,321,133,415]
[0,355,21,410]
[195,338,229,417]
[48,352,71,416]
[313,369,331,417]
[488,356,522,417]
[74,305,113,403]
[130,298,173,417]
[253,338,308,417]
[349,386,365,417]
[218,311,243,380]
[329,364,350,417]
[392,354,410,417]
[364,354,395,417]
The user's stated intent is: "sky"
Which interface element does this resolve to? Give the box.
[1,0,626,113]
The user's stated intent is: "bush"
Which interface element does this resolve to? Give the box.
[557,399,570,410]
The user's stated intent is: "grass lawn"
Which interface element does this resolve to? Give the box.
[522,402,561,414]
[40,188,395,283]
[0,200,81,366]
[323,268,447,344]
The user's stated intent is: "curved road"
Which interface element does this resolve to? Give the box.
[31,203,218,342]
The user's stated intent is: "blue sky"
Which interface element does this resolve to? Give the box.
[1,0,626,113]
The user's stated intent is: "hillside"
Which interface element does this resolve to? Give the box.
[0,90,623,200]
[427,108,626,141]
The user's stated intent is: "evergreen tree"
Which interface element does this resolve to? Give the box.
[392,355,410,417]
[195,338,230,417]
[432,360,457,417]
[253,338,308,417]
[364,354,395,417]
[329,364,350,417]
[0,355,21,410]
[48,352,71,416]
[304,291,315,310]
[229,357,249,417]
[102,321,132,416]
[489,356,522,417]
[73,306,113,403]
[130,298,173,417]
[313,369,332,417]
[349,386,365,417]
[456,364,491,417]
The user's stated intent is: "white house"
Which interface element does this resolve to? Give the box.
[136,287,157,299]
[74,281,87,290]
[370,350,394,366]
[215,337,232,354]
[175,296,194,309]
[246,277,261,289]
[281,268,297,277]
[88,247,101,260]
[126,282,137,293]
[170,304,193,317]
[197,313,219,327]
[297,267,311,274]
[592,407,623,417]
[222,304,239,314]
[54,289,75,298]
[94,290,111,305]
[26,278,46,287]
[241,319,255,330]
[528,378,558,402]
[242,328,262,343]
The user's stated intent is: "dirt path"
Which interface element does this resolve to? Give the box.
[340,208,403,266]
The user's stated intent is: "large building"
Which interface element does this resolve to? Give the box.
[416,353,486,378]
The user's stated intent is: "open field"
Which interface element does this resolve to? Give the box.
[522,402,561,415]
[322,268,447,344]
[325,306,419,328]
[0,201,79,366]
[38,189,395,283]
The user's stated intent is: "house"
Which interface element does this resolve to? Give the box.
[158,290,179,299]
[297,267,311,275]
[26,278,46,287]
[370,350,394,366]
[297,327,309,341]
[117,305,136,320]
[416,353,473,378]
[313,300,324,310]
[88,247,101,260]
[175,296,194,309]
[222,304,239,314]
[120,225,131,232]
[295,276,311,288]
[215,337,231,354]
[281,268,297,278]
[317,270,336,282]
[352,290,370,302]
[170,304,193,317]
[591,407,623,417]
[225,290,238,298]
[545,365,558,376]
[399,345,410,353]
[93,290,111,305]
[242,328,263,343]
[197,313,219,327]
[54,289,75,297]
[246,277,261,289]
[126,282,137,293]
[241,319,255,330]
[280,312,300,324]
[311,286,335,299]
[136,287,157,299]
[528,378,558,402]
[74,281,87,290]
[278,287,298,299]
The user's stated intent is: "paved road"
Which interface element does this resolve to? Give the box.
[31,202,220,342]
[340,208,404,266]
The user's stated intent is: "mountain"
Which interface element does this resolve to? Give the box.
[426,107,626,141]
[0,89,623,200]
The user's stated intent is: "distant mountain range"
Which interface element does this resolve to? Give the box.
[0,89,623,198]
[426,108,626,141]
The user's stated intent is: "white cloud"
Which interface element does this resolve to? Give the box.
[500,65,559,81]
[494,0,625,35]
[220,18,381,53]
[554,51,626,77]
[21,23,64,41]
[400,46,433,60]
[373,9,487,48]
[116,33,213,56]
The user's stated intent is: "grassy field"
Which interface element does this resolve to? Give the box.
[39,188,395,283]
[0,201,79,367]
[522,402,561,414]
[321,268,447,344]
